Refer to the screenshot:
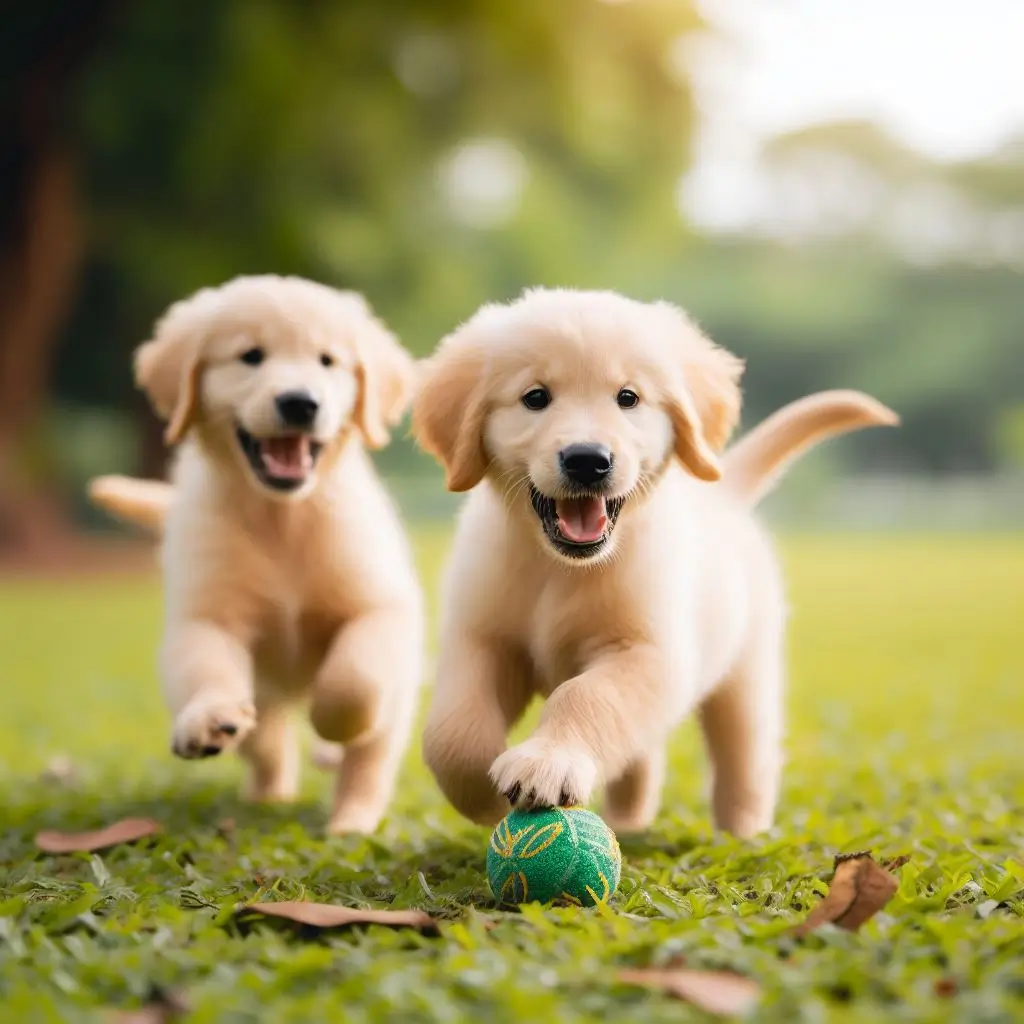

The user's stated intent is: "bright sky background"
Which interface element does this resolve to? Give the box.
[680,0,1024,232]
[690,0,1024,158]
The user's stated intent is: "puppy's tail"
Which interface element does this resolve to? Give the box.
[87,474,173,535]
[722,390,899,507]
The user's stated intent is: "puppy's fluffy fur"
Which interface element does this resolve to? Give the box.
[413,288,897,837]
[89,275,424,835]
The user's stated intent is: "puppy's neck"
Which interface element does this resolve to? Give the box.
[176,432,359,537]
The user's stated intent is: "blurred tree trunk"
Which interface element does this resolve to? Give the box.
[0,148,82,554]
[138,401,170,481]
[0,2,113,558]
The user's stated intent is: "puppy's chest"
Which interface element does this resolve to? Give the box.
[251,594,340,686]
[526,579,634,694]
[246,556,358,686]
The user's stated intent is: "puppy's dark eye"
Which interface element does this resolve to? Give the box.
[320,353,335,368]
[521,387,551,411]
[617,387,640,410]
[239,347,265,367]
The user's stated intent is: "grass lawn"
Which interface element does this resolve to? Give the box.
[0,531,1022,1022]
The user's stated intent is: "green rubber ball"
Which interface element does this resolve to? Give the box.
[487,806,621,907]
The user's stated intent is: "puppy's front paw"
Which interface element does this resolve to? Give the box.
[489,739,598,810]
[172,696,256,759]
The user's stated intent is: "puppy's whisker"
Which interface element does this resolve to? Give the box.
[500,471,525,498]
[501,471,532,509]
[487,468,524,507]
[494,467,520,495]
[631,475,655,505]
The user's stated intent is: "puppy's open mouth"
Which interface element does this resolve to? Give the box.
[530,486,625,560]
[236,427,324,492]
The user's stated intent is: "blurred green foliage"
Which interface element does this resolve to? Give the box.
[53,0,700,406]
[11,0,1023,491]
[660,245,1024,475]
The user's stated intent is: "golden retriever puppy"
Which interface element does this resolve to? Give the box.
[412,288,897,838]
[88,274,424,834]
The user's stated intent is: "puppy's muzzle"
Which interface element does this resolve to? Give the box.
[275,390,320,430]
[529,442,624,560]
[559,443,613,489]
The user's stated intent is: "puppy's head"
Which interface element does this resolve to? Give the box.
[413,288,743,564]
[135,275,414,499]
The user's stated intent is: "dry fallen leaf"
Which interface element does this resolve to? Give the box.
[793,852,898,937]
[618,968,761,1016]
[35,817,162,854]
[240,901,440,936]
[108,987,189,1023]
[882,854,911,872]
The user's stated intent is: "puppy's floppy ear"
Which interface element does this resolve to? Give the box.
[411,323,490,493]
[343,295,417,450]
[654,302,744,482]
[134,289,218,446]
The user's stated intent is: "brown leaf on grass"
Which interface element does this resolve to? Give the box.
[881,854,911,872]
[108,987,189,1023]
[240,901,441,936]
[618,968,761,1016]
[36,817,162,854]
[934,977,958,999]
[793,852,898,937]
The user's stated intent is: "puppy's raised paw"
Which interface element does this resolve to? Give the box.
[172,696,256,759]
[489,738,598,810]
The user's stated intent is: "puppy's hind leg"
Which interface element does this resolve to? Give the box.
[698,641,785,839]
[326,710,414,835]
[239,700,300,803]
[310,606,423,835]
[603,746,666,834]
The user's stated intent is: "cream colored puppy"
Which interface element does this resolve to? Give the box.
[413,288,896,838]
[88,274,424,835]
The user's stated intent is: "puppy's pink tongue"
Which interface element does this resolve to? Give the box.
[261,437,312,479]
[555,496,608,543]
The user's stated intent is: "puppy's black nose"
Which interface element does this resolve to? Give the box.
[275,390,319,428]
[559,443,613,486]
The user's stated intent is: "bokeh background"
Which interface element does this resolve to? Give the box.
[3,0,1022,569]
[1,5,1023,1017]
